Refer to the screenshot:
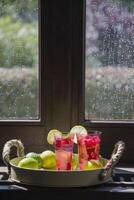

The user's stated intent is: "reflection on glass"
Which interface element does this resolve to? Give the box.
[0,0,39,120]
[85,0,134,120]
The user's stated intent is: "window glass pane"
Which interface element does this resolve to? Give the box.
[85,0,134,120]
[0,0,39,120]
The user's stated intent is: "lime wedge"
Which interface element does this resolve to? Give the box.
[84,159,103,170]
[90,159,103,168]
[47,129,62,145]
[70,125,87,143]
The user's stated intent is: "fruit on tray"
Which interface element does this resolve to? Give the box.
[40,150,56,169]
[84,155,108,170]
[18,157,39,169]
[25,152,43,168]
[17,152,107,170]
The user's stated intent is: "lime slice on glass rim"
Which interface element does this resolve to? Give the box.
[47,129,62,145]
[70,125,87,144]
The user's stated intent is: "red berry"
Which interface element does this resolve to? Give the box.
[66,162,71,170]
[55,138,62,148]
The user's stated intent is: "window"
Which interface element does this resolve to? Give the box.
[0,0,46,160]
[0,0,39,121]
[82,0,134,166]
[85,0,134,121]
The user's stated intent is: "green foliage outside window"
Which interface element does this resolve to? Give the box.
[0,68,38,119]
[0,16,38,68]
[0,0,38,119]
[85,0,134,120]
[85,67,134,120]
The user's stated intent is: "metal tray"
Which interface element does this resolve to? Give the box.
[2,139,125,187]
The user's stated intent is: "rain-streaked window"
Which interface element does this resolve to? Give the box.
[0,0,39,120]
[85,0,134,120]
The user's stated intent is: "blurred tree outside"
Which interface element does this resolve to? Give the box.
[0,0,38,22]
[0,0,38,119]
[0,0,38,68]
[86,0,134,68]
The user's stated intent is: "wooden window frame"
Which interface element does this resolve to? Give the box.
[0,0,133,165]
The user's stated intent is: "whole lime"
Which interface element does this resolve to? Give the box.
[26,152,43,168]
[18,157,39,169]
[40,150,56,169]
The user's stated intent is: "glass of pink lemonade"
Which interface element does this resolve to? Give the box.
[54,133,74,170]
[77,131,101,170]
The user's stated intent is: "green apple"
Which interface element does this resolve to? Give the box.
[25,152,43,168]
[40,150,56,169]
[18,157,39,169]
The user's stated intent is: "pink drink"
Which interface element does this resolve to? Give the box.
[77,131,101,170]
[54,134,74,170]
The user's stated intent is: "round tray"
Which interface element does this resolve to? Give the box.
[2,139,125,187]
[9,157,111,187]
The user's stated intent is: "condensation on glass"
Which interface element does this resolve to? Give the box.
[85,0,134,120]
[0,0,39,120]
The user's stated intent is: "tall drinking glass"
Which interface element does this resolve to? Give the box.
[54,133,74,170]
[77,131,101,170]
